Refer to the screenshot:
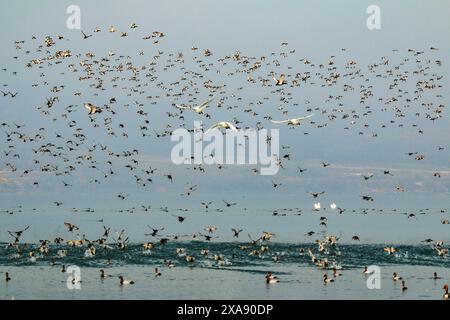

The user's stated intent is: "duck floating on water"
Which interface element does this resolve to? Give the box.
[119,276,134,285]
[323,274,334,284]
[401,280,408,292]
[393,272,402,281]
[265,272,279,284]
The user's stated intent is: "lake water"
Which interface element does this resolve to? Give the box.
[1,241,449,300]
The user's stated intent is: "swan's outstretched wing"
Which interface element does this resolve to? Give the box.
[204,121,237,135]
[204,123,220,135]
[195,105,208,113]
[226,122,239,132]
[175,104,191,109]
[270,119,290,124]
[293,113,315,121]
[196,96,214,109]
[271,114,314,124]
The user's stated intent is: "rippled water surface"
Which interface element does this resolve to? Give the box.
[1,242,449,299]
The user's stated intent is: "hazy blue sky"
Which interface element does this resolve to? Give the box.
[0,1,449,242]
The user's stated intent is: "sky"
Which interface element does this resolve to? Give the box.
[0,0,449,242]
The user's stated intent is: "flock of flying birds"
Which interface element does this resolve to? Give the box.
[0,23,449,299]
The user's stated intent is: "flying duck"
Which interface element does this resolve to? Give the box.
[84,103,102,115]
[273,74,287,85]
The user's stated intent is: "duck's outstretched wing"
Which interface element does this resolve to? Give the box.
[84,103,93,112]
[7,231,16,238]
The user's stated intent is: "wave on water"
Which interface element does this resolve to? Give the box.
[1,242,448,271]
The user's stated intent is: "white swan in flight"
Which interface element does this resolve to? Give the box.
[204,121,238,135]
[271,114,314,125]
[176,97,214,114]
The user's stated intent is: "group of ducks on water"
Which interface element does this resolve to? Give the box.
[261,233,450,299]
[263,270,449,300]
[4,267,449,299]
[1,222,449,299]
